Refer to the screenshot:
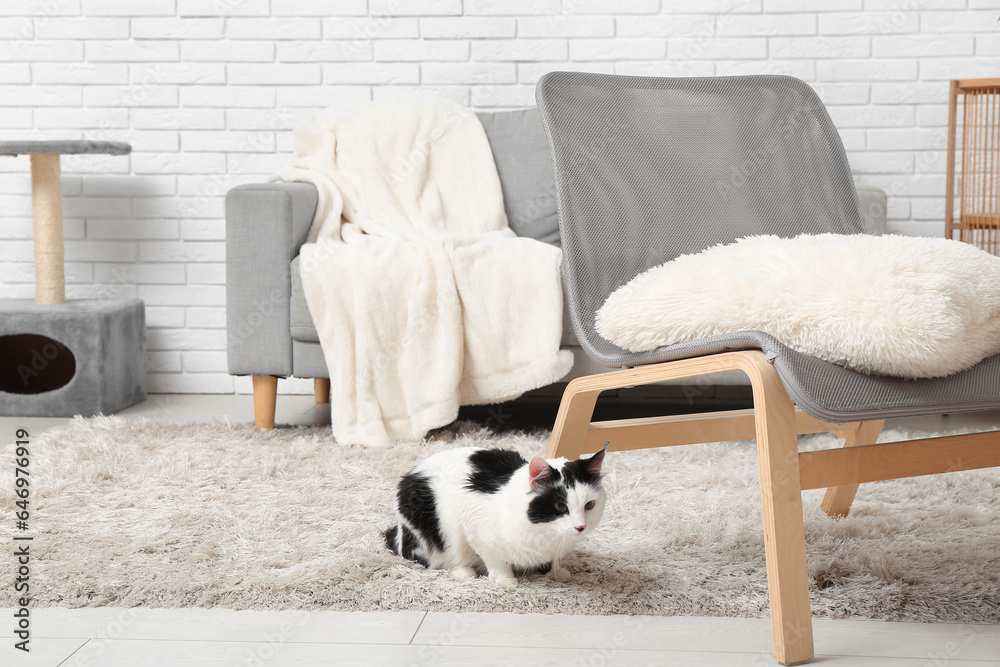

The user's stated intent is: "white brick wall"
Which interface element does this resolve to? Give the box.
[0,1,997,395]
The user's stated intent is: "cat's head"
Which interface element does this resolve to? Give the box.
[525,443,608,536]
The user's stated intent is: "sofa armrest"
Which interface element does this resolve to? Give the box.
[856,185,887,236]
[226,182,318,377]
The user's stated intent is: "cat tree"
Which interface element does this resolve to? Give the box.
[0,140,146,417]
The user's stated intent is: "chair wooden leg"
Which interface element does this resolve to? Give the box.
[821,420,885,518]
[751,360,814,665]
[547,377,603,459]
[545,353,815,662]
[314,378,330,404]
[252,374,278,429]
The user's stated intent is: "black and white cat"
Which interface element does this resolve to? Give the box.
[384,444,608,586]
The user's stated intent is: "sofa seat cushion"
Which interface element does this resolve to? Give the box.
[289,255,319,342]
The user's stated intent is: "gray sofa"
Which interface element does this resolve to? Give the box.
[226,108,888,427]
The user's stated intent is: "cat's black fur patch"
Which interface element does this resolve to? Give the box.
[383,525,430,568]
[544,466,562,485]
[400,525,428,567]
[513,561,552,576]
[397,471,446,552]
[527,483,569,524]
[561,456,600,488]
[383,525,397,552]
[465,448,527,494]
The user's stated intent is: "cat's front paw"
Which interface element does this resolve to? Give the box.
[552,566,572,582]
[451,566,477,580]
[489,573,518,588]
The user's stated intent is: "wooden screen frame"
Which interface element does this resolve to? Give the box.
[945,78,1000,252]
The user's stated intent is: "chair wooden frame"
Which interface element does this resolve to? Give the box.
[945,78,1000,253]
[547,350,1000,665]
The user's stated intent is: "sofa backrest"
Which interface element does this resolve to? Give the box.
[477,109,560,244]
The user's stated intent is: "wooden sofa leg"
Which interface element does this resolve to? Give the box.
[753,364,814,665]
[546,378,603,459]
[821,420,885,518]
[315,378,330,404]
[252,375,278,429]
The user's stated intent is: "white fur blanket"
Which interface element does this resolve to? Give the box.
[597,234,1000,379]
[273,98,572,445]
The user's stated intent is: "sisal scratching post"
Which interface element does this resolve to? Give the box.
[30,152,65,305]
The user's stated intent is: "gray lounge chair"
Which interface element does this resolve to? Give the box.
[536,71,1000,665]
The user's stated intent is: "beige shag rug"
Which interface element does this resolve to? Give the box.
[2,416,998,622]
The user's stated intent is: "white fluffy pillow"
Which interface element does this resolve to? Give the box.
[596,234,1000,378]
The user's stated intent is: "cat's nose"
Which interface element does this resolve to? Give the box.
[575,525,585,533]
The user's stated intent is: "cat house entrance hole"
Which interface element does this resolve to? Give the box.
[0,333,76,395]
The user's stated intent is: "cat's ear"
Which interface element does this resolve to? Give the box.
[528,457,553,491]
[585,442,609,478]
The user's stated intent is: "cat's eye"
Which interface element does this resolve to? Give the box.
[554,502,568,513]
[585,500,596,510]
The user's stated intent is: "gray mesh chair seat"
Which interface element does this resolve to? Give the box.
[623,331,1000,423]
[536,71,1000,666]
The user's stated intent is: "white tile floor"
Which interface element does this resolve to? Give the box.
[2,395,999,666]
